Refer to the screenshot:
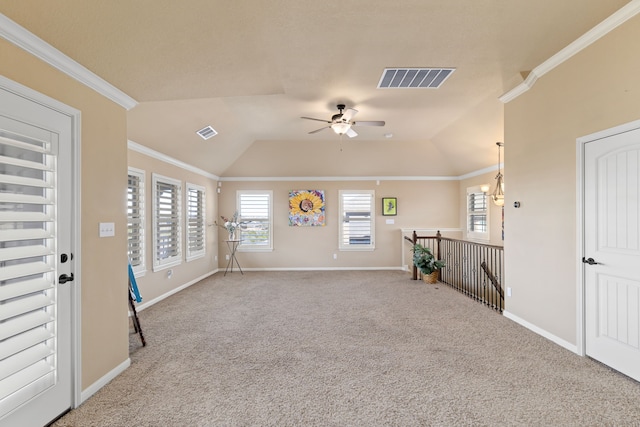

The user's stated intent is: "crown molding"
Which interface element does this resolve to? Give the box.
[219,175,460,182]
[500,0,640,103]
[0,13,137,110]
[128,142,498,183]
[128,140,219,180]
[219,164,501,182]
[458,164,500,180]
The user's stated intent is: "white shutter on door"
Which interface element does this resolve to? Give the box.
[0,132,57,414]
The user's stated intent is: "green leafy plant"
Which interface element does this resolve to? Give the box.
[412,243,446,275]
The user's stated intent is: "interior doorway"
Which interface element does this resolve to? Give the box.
[580,120,640,382]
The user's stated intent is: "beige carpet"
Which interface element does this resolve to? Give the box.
[53,271,640,426]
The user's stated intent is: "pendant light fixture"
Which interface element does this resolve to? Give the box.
[491,142,505,206]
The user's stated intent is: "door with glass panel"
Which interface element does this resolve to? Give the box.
[0,83,74,426]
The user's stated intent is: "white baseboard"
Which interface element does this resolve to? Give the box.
[135,270,217,312]
[503,310,578,354]
[238,266,405,272]
[80,358,130,405]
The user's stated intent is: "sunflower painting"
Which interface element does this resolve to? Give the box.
[289,190,325,226]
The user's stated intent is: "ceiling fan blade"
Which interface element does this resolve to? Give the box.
[352,120,385,127]
[309,126,330,134]
[346,128,358,138]
[301,116,331,123]
[341,108,358,122]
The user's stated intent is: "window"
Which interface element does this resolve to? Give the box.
[127,168,146,275]
[339,190,375,250]
[237,190,272,251]
[467,186,489,240]
[152,174,182,271]
[186,183,206,261]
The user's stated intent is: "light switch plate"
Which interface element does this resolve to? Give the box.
[99,222,115,237]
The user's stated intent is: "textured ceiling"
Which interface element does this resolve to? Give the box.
[0,1,630,176]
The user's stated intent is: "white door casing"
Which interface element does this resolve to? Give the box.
[582,123,640,382]
[0,78,79,426]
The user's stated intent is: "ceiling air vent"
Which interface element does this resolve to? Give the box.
[196,125,218,140]
[378,68,455,89]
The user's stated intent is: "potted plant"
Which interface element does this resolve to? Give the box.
[412,243,446,284]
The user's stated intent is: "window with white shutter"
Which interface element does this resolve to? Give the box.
[152,174,182,271]
[127,168,145,275]
[186,183,205,261]
[467,186,489,240]
[237,190,272,251]
[339,190,375,250]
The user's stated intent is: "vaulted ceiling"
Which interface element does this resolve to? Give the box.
[0,1,630,176]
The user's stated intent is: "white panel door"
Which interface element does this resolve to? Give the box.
[584,126,640,382]
[0,85,74,426]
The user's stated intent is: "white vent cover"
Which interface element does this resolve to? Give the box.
[378,68,455,89]
[196,125,218,140]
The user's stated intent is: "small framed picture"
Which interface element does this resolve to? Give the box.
[382,197,397,216]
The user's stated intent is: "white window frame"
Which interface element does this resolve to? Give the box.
[467,185,490,241]
[152,173,182,271]
[127,167,146,276]
[185,182,206,261]
[339,190,375,251]
[237,190,273,252]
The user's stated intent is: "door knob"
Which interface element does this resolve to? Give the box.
[582,257,600,265]
[59,273,74,284]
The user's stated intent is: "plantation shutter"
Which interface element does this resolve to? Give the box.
[339,191,374,249]
[152,174,181,270]
[468,191,487,233]
[127,169,144,272]
[238,192,271,248]
[186,183,205,260]
[0,132,58,414]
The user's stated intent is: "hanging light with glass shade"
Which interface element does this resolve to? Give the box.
[491,142,505,206]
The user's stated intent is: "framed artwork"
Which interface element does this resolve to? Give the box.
[289,190,325,226]
[382,197,397,216]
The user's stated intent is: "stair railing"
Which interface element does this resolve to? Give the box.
[405,230,504,312]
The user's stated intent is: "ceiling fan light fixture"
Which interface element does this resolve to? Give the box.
[331,122,351,135]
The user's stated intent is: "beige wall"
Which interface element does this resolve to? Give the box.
[0,39,129,388]
[218,179,460,270]
[504,15,640,344]
[127,149,218,303]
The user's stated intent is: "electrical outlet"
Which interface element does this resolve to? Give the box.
[215,255,218,261]
[225,254,230,260]
[507,287,512,297]
[333,253,337,260]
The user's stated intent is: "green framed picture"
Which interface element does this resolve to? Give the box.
[382,197,397,216]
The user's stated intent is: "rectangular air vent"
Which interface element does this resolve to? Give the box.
[378,68,455,89]
[196,125,218,140]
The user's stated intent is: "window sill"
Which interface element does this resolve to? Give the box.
[152,259,182,272]
[339,247,375,252]
[237,247,273,253]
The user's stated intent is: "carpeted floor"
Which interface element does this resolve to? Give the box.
[53,271,640,426]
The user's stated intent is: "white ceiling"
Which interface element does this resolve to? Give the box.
[0,1,630,176]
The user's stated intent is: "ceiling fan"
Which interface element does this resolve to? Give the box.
[301,104,385,138]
